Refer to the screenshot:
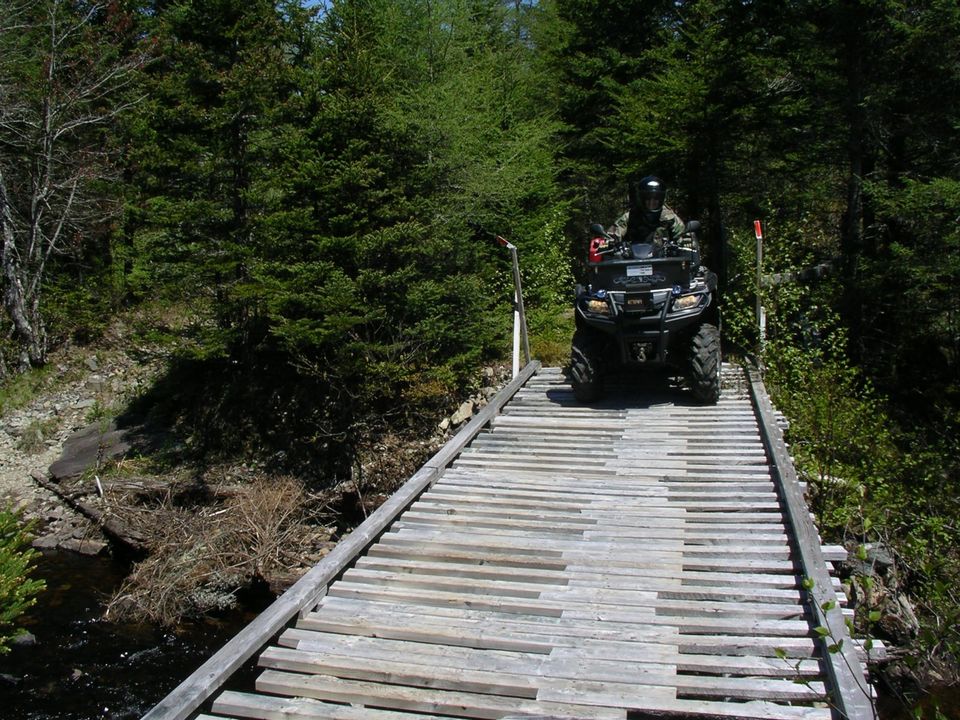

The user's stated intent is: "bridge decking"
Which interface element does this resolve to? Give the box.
[149,365,874,720]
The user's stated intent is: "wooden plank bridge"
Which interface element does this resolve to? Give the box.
[143,363,876,720]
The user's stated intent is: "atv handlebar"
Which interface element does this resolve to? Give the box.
[588,219,701,263]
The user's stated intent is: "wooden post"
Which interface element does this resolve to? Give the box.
[496,236,531,376]
[754,219,765,347]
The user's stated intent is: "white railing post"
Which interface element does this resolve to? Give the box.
[754,219,766,349]
[496,235,530,377]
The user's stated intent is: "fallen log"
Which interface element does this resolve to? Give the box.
[31,471,149,553]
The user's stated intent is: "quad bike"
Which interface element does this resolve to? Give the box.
[570,220,721,404]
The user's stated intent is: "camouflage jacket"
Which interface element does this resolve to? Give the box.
[610,205,686,247]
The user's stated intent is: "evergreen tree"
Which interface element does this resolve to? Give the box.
[126,0,306,353]
[124,0,567,477]
[253,0,569,437]
[0,508,45,654]
[806,0,960,420]
[607,1,845,271]
[546,0,679,224]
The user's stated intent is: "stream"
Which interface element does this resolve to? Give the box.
[0,550,269,720]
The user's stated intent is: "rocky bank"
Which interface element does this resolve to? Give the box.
[0,335,164,553]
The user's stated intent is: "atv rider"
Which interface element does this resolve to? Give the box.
[608,175,686,252]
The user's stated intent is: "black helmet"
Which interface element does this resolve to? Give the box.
[638,175,665,209]
[630,175,666,226]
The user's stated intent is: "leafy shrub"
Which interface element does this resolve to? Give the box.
[753,253,960,681]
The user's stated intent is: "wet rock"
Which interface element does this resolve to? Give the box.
[60,537,107,556]
[31,535,59,549]
[12,631,36,648]
[48,422,132,481]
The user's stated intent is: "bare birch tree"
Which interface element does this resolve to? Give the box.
[0,0,147,371]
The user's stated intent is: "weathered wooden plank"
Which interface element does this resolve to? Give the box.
[543,650,823,681]
[460,446,772,464]
[414,501,786,531]
[297,595,677,652]
[420,488,786,520]
[397,512,752,540]
[212,690,464,719]
[367,538,801,576]
[316,593,808,630]
[533,674,826,704]
[387,528,793,560]
[279,628,549,672]
[258,646,541,698]
[255,669,628,720]
[537,696,831,720]
[319,585,812,634]
[150,360,872,720]
[340,563,809,614]
[470,437,768,455]
[378,531,800,571]
[280,628,822,681]
[351,556,805,594]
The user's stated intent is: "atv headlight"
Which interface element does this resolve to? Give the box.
[585,298,610,315]
[672,294,701,311]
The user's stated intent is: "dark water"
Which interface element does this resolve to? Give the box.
[0,551,268,720]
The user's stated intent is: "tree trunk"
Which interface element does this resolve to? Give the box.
[0,171,46,369]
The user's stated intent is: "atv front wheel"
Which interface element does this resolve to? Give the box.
[688,323,721,404]
[570,330,603,402]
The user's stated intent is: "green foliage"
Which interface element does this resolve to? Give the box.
[547,0,679,194]
[755,215,960,678]
[1,0,957,685]
[41,267,118,348]
[764,319,898,533]
[597,1,843,229]
[859,177,960,423]
[0,508,45,653]
[114,0,571,481]
[527,306,574,368]
[519,206,575,311]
